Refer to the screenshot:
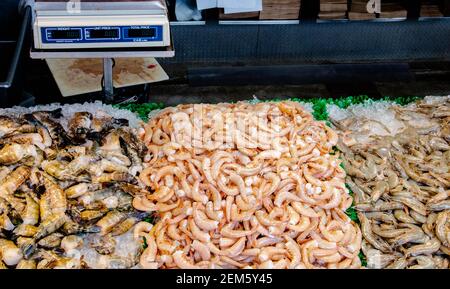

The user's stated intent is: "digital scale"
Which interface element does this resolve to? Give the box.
[27,0,175,102]
[33,0,171,49]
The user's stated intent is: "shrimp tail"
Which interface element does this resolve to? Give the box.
[130,211,151,221]
[112,118,129,127]
[21,239,37,260]
[86,131,104,143]
[81,225,102,234]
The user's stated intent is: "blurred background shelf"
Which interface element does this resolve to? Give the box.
[184,0,450,21]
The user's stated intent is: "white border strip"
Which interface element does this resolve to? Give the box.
[170,21,206,26]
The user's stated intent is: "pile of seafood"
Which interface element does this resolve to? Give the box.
[3,96,446,270]
[330,96,449,269]
[0,108,149,269]
[134,101,362,269]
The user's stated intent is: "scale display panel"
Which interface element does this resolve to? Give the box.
[45,28,83,42]
[42,26,163,44]
[127,28,157,38]
[49,29,82,40]
[86,28,120,40]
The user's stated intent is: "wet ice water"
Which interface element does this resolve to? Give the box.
[327,95,449,138]
[328,100,404,137]
[77,229,142,269]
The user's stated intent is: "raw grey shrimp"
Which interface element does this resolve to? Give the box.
[110,212,148,236]
[79,209,108,222]
[37,233,64,249]
[68,112,93,141]
[91,172,136,184]
[407,256,436,269]
[428,200,450,211]
[95,210,127,236]
[35,249,80,269]
[355,201,403,212]
[25,109,71,147]
[0,133,46,150]
[60,235,83,253]
[16,259,37,269]
[120,138,143,176]
[358,213,392,253]
[0,213,14,231]
[386,257,408,269]
[0,108,147,269]
[40,173,67,216]
[97,131,131,166]
[434,211,449,246]
[364,212,397,225]
[89,159,129,177]
[0,238,23,266]
[13,224,38,238]
[41,160,70,180]
[92,234,116,255]
[0,166,30,213]
[0,115,34,138]
[65,183,102,199]
[22,194,39,226]
[21,214,67,259]
[0,165,31,196]
[60,219,101,235]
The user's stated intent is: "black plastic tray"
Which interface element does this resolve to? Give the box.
[0,5,30,107]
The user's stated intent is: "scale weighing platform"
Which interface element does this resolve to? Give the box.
[28,0,175,103]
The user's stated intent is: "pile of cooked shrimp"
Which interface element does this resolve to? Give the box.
[134,101,362,269]
[330,96,450,269]
[0,109,149,269]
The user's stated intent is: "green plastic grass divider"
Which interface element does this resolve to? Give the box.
[114,102,165,121]
[114,95,422,122]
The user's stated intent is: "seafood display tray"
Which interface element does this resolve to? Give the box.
[0,7,30,108]
[0,95,448,269]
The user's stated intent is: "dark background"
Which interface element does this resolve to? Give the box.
[0,0,21,38]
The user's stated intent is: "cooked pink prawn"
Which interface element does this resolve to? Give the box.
[136,101,360,269]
